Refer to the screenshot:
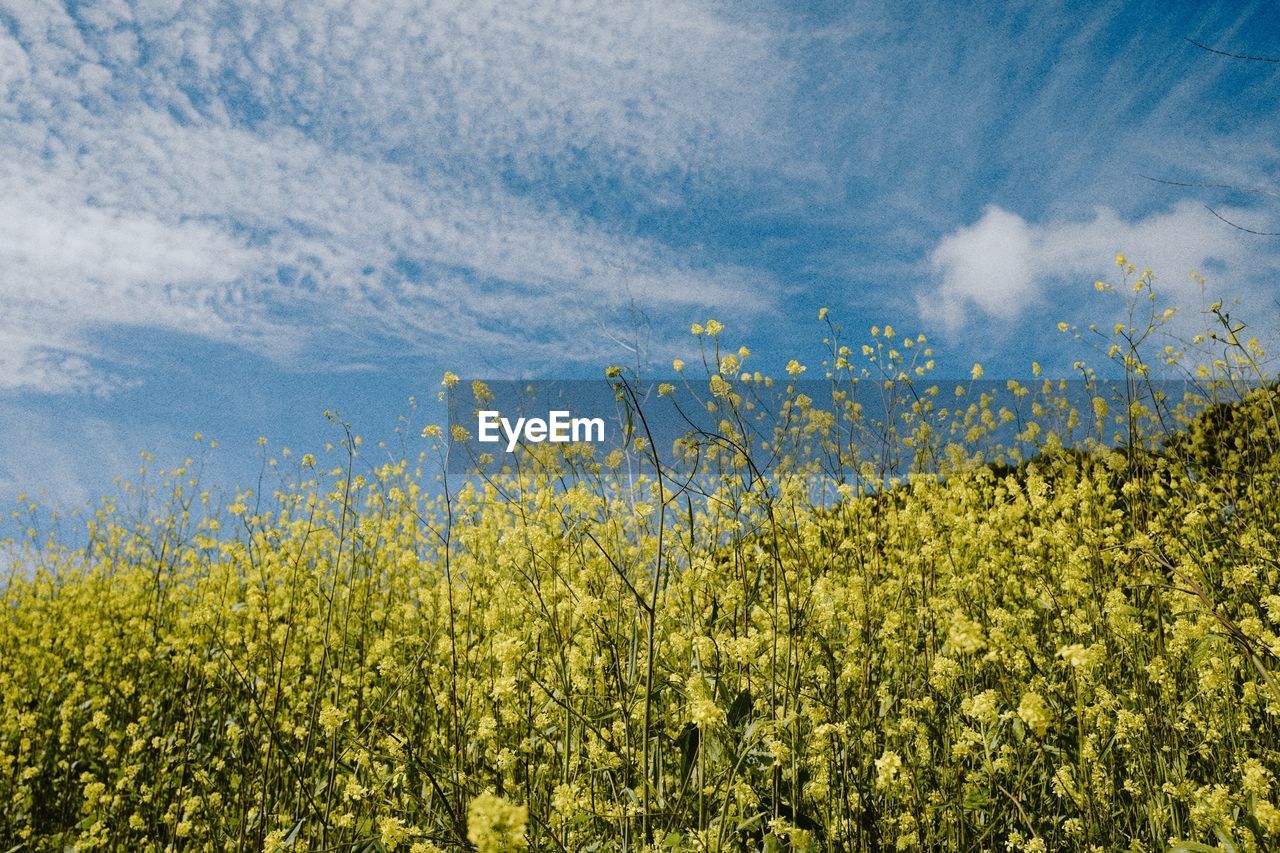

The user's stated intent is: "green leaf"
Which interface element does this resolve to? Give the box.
[282,818,304,846]
[728,689,753,728]
[1167,841,1220,853]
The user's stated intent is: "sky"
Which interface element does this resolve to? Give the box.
[1,0,1278,511]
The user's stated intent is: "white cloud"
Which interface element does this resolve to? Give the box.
[925,206,1036,329]
[0,0,789,393]
[0,165,266,392]
[923,201,1272,331]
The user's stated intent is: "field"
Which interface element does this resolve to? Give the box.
[3,294,1280,851]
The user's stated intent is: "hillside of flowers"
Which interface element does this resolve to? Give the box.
[3,280,1280,851]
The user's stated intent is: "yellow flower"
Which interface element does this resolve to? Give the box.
[467,792,528,853]
[8,273,1280,849]
[1256,801,1280,835]
[1059,645,1090,666]
[689,695,724,729]
[961,690,1000,726]
[378,815,410,849]
[551,783,580,819]
[1018,692,1052,737]
[786,359,806,377]
[948,616,986,654]
[441,371,460,389]
[1238,759,1270,800]
[874,751,903,790]
[318,704,348,735]
[970,363,983,380]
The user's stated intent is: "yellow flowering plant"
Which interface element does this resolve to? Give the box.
[1,272,1279,850]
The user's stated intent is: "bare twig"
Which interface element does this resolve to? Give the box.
[1185,37,1280,63]
[1205,205,1280,236]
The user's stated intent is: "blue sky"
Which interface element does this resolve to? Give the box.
[1,0,1278,509]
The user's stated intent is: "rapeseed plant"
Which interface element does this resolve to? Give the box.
[1,273,1279,850]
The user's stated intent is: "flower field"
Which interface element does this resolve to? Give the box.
[3,291,1280,851]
